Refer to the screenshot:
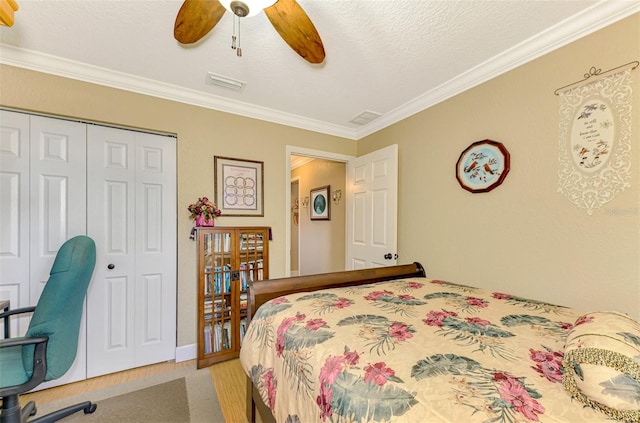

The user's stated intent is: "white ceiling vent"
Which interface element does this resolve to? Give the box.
[206,72,246,91]
[350,110,381,125]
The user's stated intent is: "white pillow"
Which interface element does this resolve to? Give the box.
[563,311,640,421]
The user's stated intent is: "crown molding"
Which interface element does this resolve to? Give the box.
[0,44,357,139]
[355,0,640,139]
[1,0,637,141]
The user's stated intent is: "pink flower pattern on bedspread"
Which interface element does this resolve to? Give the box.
[239,279,613,422]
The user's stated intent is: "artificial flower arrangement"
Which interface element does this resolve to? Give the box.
[187,196,221,225]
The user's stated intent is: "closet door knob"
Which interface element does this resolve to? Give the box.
[107,264,115,270]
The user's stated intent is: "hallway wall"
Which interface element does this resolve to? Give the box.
[292,159,346,275]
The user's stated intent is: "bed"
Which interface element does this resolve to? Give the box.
[239,263,640,423]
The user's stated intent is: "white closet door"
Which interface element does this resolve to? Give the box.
[29,116,88,386]
[0,111,88,385]
[86,126,136,375]
[0,111,31,337]
[86,125,176,377]
[132,132,177,367]
[29,116,87,301]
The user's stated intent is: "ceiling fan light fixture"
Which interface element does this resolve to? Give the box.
[219,0,276,18]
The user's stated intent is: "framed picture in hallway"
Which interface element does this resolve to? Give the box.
[214,156,264,216]
[310,185,330,220]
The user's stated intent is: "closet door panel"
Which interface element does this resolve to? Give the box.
[87,125,136,377]
[87,126,176,377]
[133,133,176,366]
[136,133,177,366]
[105,275,130,349]
[29,115,88,388]
[29,116,87,302]
[0,111,30,336]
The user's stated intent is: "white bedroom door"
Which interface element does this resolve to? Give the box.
[346,144,398,269]
[85,125,176,378]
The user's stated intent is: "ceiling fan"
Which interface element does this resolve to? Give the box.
[174,0,325,64]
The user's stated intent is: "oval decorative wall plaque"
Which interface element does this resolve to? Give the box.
[456,139,510,194]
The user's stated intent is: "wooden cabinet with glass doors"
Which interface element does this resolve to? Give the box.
[196,226,269,368]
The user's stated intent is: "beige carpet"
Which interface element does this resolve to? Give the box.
[32,366,224,423]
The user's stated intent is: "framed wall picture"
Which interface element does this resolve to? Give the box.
[456,140,510,193]
[214,156,264,216]
[310,185,330,220]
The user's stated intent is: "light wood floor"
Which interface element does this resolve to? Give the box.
[18,358,254,423]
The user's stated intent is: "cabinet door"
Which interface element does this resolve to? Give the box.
[86,126,176,377]
[237,229,267,346]
[200,229,235,359]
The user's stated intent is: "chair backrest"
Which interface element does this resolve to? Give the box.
[22,235,96,380]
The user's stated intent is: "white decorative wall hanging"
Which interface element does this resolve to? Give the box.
[557,65,635,215]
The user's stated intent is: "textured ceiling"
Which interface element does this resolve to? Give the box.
[1,1,638,139]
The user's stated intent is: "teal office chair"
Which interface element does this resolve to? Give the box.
[0,235,97,423]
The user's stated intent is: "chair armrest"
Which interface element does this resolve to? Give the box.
[0,306,36,320]
[0,335,49,397]
[0,335,49,348]
[0,306,35,338]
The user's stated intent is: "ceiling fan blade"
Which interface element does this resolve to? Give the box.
[174,0,226,44]
[264,0,325,64]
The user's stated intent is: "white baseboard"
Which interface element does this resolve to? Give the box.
[175,343,197,362]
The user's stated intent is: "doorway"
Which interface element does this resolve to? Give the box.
[285,146,354,277]
[291,157,346,275]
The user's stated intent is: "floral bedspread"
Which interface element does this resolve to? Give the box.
[239,278,611,422]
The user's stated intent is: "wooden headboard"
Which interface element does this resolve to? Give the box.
[247,262,426,320]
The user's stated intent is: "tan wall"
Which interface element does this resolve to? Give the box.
[0,65,357,346]
[1,13,638,350]
[290,179,300,272]
[359,14,640,319]
[292,159,346,274]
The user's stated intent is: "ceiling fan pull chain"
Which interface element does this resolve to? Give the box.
[231,15,237,50]
[236,16,242,57]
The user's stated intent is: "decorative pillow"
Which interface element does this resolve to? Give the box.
[563,311,640,421]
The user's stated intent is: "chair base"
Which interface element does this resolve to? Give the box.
[1,395,96,423]
[30,401,96,423]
